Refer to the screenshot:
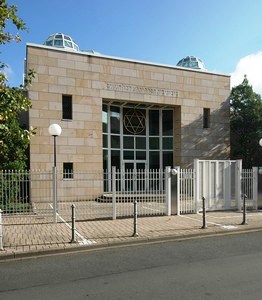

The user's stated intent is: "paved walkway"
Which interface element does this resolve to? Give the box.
[1,210,262,260]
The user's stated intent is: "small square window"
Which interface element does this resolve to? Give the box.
[123,136,134,149]
[123,151,134,160]
[63,162,73,179]
[149,137,159,150]
[203,108,210,129]
[163,137,173,150]
[62,95,72,120]
[136,137,146,149]
[111,135,120,149]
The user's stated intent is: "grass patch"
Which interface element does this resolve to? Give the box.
[0,202,33,214]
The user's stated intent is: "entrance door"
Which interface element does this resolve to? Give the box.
[124,161,146,192]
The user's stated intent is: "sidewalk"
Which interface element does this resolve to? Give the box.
[1,210,262,260]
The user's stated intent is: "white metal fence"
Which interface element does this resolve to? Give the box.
[0,163,258,223]
[179,169,195,214]
[0,168,168,223]
[177,166,258,214]
[241,168,257,209]
[0,209,3,250]
[113,168,167,218]
[0,169,53,216]
[57,168,167,221]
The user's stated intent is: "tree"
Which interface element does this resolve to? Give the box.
[0,0,26,44]
[0,0,35,170]
[230,76,262,168]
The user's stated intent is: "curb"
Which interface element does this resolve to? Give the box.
[1,226,262,262]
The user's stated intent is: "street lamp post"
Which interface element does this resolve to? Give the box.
[48,124,62,167]
[48,124,62,223]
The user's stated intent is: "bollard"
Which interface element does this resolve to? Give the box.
[0,209,3,250]
[241,194,248,225]
[132,200,138,237]
[70,204,77,243]
[201,196,207,229]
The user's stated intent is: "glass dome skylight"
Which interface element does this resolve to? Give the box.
[43,33,79,51]
[176,56,205,70]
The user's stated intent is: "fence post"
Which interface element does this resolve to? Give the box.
[132,200,138,237]
[253,167,258,210]
[194,159,199,213]
[112,167,116,220]
[165,166,171,216]
[52,166,57,223]
[175,166,181,216]
[236,160,242,211]
[0,209,3,250]
[70,204,77,243]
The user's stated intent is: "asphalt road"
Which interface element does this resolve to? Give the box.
[1,232,262,299]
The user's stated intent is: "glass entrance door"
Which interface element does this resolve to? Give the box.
[124,161,146,192]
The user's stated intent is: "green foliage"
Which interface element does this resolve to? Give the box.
[230,76,262,168]
[0,1,35,170]
[0,1,36,211]
[0,170,31,213]
[0,202,32,213]
[0,0,27,45]
[0,71,35,170]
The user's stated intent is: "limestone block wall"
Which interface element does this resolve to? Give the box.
[26,44,230,170]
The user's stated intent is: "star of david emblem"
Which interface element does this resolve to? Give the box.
[124,109,146,134]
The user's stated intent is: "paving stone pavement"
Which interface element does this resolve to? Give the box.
[1,210,262,260]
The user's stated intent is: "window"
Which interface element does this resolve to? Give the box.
[102,104,108,133]
[110,106,120,134]
[64,41,73,48]
[203,108,210,128]
[111,135,120,148]
[54,39,63,46]
[162,110,173,136]
[102,101,174,173]
[62,95,72,120]
[163,152,173,168]
[136,137,146,149]
[162,137,173,150]
[149,152,160,169]
[123,136,134,149]
[124,151,134,160]
[149,137,159,150]
[111,150,120,170]
[63,162,73,179]
[149,110,159,135]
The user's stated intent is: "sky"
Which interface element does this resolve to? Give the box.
[2,0,262,94]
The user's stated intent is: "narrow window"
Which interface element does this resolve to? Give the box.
[62,95,72,120]
[63,162,73,179]
[203,108,210,128]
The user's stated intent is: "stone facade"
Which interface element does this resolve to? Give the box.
[26,43,230,170]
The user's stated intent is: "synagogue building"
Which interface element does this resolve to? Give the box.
[25,33,230,175]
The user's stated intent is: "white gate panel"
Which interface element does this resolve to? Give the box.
[194,159,242,211]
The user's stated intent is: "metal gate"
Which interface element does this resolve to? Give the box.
[194,159,242,211]
[175,159,250,214]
